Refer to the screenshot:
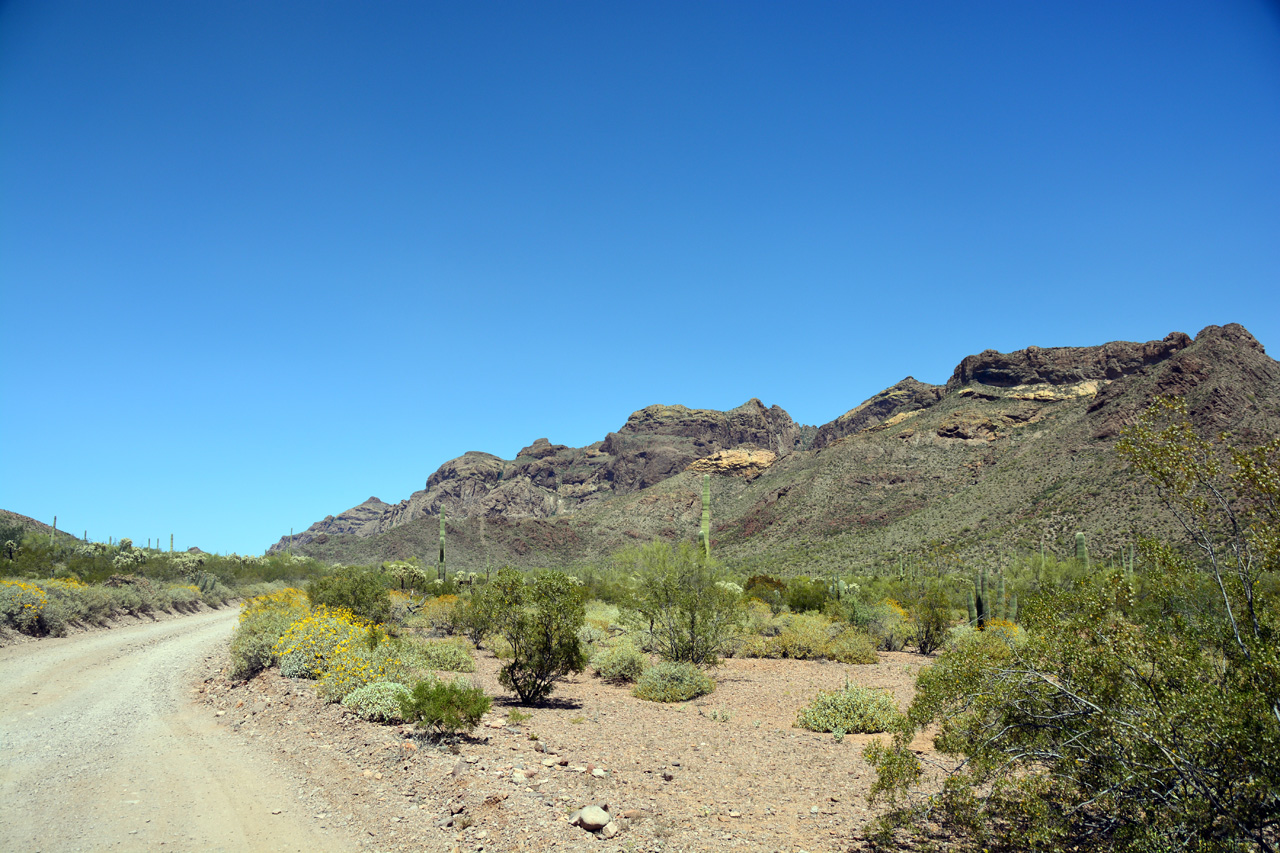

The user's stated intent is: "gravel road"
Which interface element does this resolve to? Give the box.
[0,608,360,852]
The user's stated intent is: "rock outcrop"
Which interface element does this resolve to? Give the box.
[946,332,1192,390]
[812,378,944,449]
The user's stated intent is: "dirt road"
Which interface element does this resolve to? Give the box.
[0,608,361,852]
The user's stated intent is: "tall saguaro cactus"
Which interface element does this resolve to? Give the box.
[438,510,447,583]
[698,474,711,560]
[51,515,57,547]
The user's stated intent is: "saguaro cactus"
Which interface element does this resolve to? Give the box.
[1075,532,1089,567]
[438,510,447,583]
[698,474,711,559]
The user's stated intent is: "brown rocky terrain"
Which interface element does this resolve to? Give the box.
[200,637,936,853]
[271,324,1280,577]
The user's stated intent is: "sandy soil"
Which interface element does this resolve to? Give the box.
[199,640,940,853]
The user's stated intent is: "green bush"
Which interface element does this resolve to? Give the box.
[307,566,391,624]
[633,661,715,703]
[591,640,648,683]
[785,576,830,614]
[481,568,587,705]
[766,613,833,659]
[399,677,491,735]
[342,680,411,723]
[796,684,904,735]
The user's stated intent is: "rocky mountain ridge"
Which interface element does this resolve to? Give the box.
[270,324,1280,575]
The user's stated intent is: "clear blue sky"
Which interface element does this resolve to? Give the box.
[3,1,1278,555]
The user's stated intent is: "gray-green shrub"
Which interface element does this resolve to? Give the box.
[633,661,715,703]
[591,640,648,683]
[796,683,903,735]
[342,681,411,722]
[394,637,475,673]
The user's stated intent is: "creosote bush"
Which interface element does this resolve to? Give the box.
[796,683,905,735]
[306,566,391,624]
[633,661,715,703]
[480,568,587,705]
[399,677,491,736]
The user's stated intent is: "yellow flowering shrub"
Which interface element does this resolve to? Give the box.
[0,579,48,633]
[230,587,312,679]
[274,606,368,679]
[240,587,309,624]
[317,636,403,702]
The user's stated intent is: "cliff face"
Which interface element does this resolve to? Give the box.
[946,332,1193,389]
[270,324,1280,573]
[269,399,811,553]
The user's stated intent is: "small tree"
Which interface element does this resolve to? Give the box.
[624,540,743,667]
[480,568,587,704]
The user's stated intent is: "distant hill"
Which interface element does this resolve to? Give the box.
[269,323,1280,575]
[0,510,83,547]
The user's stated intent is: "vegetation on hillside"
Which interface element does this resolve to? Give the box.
[862,398,1280,852]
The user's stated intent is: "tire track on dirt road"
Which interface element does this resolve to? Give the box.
[0,607,361,852]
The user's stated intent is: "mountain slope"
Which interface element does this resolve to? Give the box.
[272,324,1280,575]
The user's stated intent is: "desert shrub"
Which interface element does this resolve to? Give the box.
[862,600,910,651]
[731,633,769,658]
[394,636,475,673]
[786,576,830,614]
[418,594,460,634]
[0,579,47,633]
[307,566,391,624]
[399,677,491,735]
[622,541,743,666]
[591,639,648,683]
[824,628,880,664]
[796,683,904,735]
[168,584,202,613]
[633,661,715,703]
[742,598,775,634]
[743,574,788,612]
[229,588,309,679]
[906,581,953,655]
[274,606,368,679]
[317,635,403,702]
[481,568,587,705]
[342,680,410,723]
[767,612,835,659]
[452,593,496,647]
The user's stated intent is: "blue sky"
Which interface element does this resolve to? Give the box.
[2,1,1278,555]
